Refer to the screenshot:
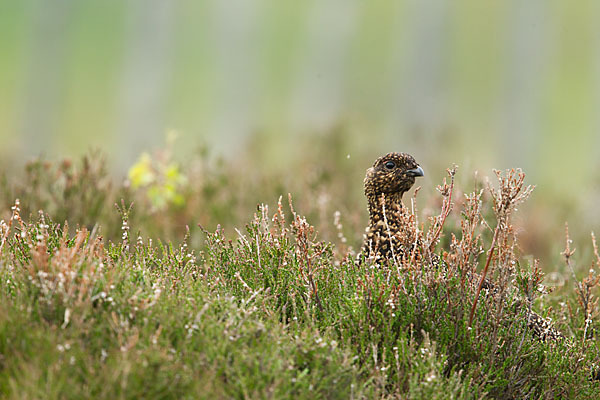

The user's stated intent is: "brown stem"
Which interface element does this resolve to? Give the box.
[468,225,499,327]
[304,245,324,313]
[297,231,324,314]
[428,169,456,254]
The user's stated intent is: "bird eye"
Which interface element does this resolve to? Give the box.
[384,161,396,170]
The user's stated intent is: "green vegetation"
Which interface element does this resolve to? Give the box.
[1,144,599,399]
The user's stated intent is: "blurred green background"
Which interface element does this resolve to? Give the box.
[1,1,599,217]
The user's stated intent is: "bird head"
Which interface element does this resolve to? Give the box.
[364,152,424,198]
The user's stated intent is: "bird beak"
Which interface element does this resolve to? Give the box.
[407,166,425,177]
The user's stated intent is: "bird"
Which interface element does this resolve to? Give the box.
[361,152,424,264]
[360,152,564,342]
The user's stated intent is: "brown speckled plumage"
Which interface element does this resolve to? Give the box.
[361,152,424,263]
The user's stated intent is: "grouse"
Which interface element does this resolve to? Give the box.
[361,152,424,264]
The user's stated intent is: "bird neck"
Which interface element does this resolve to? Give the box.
[366,192,404,225]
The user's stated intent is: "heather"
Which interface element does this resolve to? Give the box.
[1,141,599,399]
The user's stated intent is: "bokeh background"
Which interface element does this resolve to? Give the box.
[1,0,599,266]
